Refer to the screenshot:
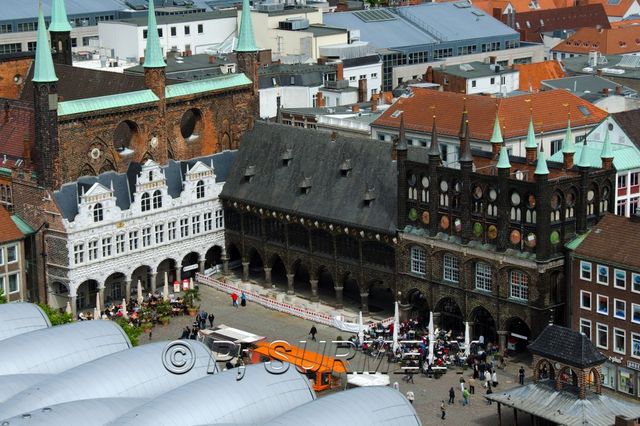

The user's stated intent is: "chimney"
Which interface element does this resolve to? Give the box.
[490,56,497,65]
[358,79,367,103]
[208,55,216,64]
[316,91,325,107]
[426,65,434,83]
[603,87,609,97]
[336,61,344,81]
[614,415,636,426]
[352,104,360,113]
[602,156,613,170]
[563,151,574,169]
[371,94,379,112]
[615,85,622,95]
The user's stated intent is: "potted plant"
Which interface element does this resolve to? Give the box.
[157,301,172,326]
[141,321,153,333]
[183,287,200,317]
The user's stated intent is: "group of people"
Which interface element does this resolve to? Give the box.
[230,291,247,308]
[179,309,215,340]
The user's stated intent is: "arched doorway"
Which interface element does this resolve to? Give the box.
[369,284,394,315]
[156,259,177,285]
[131,265,152,295]
[435,297,464,336]
[104,272,126,305]
[406,288,430,321]
[469,306,496,345]
[181,252,200,280]
[227,243,242,270]
[317,267,335,302]
[48,281,69,310]
[293,260,311,298]
[342,272,359,307]
[248,248,264,280]
[270,254,287,292]
[76,279,98,312]
[505,316,531,353]
[205,245,223,271]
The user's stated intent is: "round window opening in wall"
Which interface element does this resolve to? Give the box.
[113,120,138,154]
[180,108,203,141]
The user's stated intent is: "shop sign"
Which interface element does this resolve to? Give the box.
[627,361,640,371]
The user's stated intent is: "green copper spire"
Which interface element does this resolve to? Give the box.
[562,117,576,154]
[236,0,258,52]
[601,128,613,159]
[49,0,72,32]
[576,140,591,168]
[490,114,503,144]
[535,144,549,175]
[143,0,165,68]
[496,146,511,169]
[525,116,537,149]
[33,6,58,83]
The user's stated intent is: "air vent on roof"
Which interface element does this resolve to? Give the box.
[459,63,474,71]
[300,177,312,194]
[282,148,293,166]
[244,165,256,182]
[340,159,352,177]
[454,1,471,7]
[364,187,376,206]
[353,9,396,23]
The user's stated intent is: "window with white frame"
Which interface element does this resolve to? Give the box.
[102,237,112,258]
[615,298,626,320]
[93,203,104,222]
[141,192,151,212]
[443,254,459,283]
[597,265,609,285]
[633,273,640,293]
[168,221,177,240]
[632,333,640,358]
[8,273,18,294]
[614,328,626,354]
[193,215,201,234]
[155,224,164,244]
[632,303,640,324]
[153,190,162,209]
[196,180,205,199]
[88,240,98,261]
[215,210,224,229]
[580,318,591,339]
[510,270,529,301]
[129,231,139,251]
[116,234,125,254]
[180,218,189,238]
[74,244,84,264]
[204,212,212,231]
[597,323,608,349]
[580,261,592,281]
[410,247,426,275]
[615,269,626,289]
[0,246,4,265]
[142,227,151,247]
[597,294,609,315]
[6,245,16,263]
[475,262,492,292]
[580,290,591,310]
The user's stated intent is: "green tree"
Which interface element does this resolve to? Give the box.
[0,288,6,304]
[37,303,74,326]
[115,317,143,347]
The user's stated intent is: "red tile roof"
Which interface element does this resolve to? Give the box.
[572,213,640,270]
[0,101,34,160]
[473,0,557,14]
[583,0,637,18]
[514,4,610,43]
[373,88,607,140]
[553,25,640,55]
[0,206,24,244]
[515,61,566,91]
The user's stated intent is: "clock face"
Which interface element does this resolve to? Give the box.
[511,192,521,206]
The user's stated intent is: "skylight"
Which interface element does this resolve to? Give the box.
[578,105,592,117]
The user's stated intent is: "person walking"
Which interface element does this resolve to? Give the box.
[448,387,455,404]
[393,381,400,391]
[468,377,476,394]
[240,291,247,307]
[518,366,525,385]
[231,292,239,308]
[492,370,498,387]
[459,376,465,392]
[309,325,317,341]
[486,384,493,405]
[208,313,215,328]
[440,401,446,420]
[462,387,470,406]
[484,370,491,388]
[406,391,414,405]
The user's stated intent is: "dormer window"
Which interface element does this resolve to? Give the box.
[364,188,376,207]
[244,165,256,183]
[148,170,153,181]
[153,190,162,209]
[196,180,205,199]
[141,192,151,212]
[282,149,293,167]
[300,177,312,195]
[93,203,104,222]
[340,159,352,177]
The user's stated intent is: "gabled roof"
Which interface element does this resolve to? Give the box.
[372,89,607,141]
[584,0,638,18]
[220,122,397,233]
[473,0,557,14]
[611,109,640,148]
[515,61,565,91]
[528,324,606,369]
[0,206,24,243]
[514,4,610,42]
[570,213,640,270]
[552,25,640,55]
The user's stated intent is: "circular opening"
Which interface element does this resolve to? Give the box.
[473,185,483,199]
[13,74,22,84]
[114,121,138,152]
[551,194,561,210]
[511,191,521,206]
[180,108,203,141]
[408,174,417,187]
[421,176,429,188]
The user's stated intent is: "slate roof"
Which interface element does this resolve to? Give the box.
[611,109,640,148]
[258,64,334,89]
[514,4,610,43]
[342,55,381,68]
[220,121,397,234]
[583,0,638,18]
[0,206,24,244]
[569,213,640,270]
[436,61,517,79]
[53,151,236,222]
[541,75,635,98]
[116,10,236,26]
[527,324,606,369]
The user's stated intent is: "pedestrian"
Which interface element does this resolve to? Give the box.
[486,384,493,405]
[448,387,455,404]
[518,366,525,385]
[462,387,470,406]
[208,313,215,328]
[231,292,238,308]
[459,376,465,392]
[484,370,491,388]
[240,291,247,307]
[180,326,189,339]
[148,330,152,340]
[309,325,317,341]
[406,391,414,404]
[468,376,476,394]
[441,401,446,420]
[393,381,400,391]
[492,370,498,387]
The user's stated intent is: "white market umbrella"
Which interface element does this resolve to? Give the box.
[122,298,128,319]
[96,292,101,312]
[65,301,72,314]
[93,306,100,320]
[137,279,143,303]
[163,272,169,302]
[428,311,435,365]
[189,277,194,290]
[464,321,471,357]
[358,311,365,347]
[392,301,400,353]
